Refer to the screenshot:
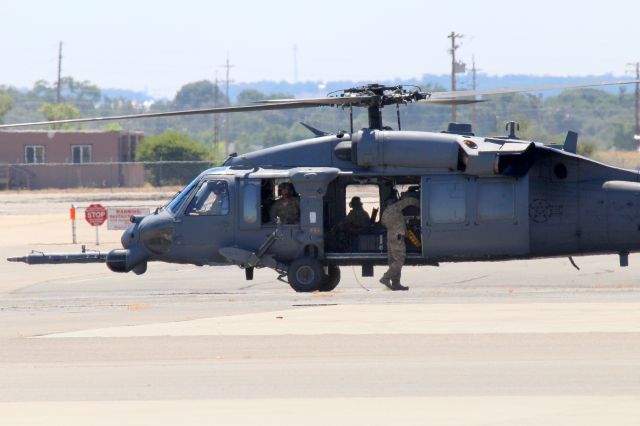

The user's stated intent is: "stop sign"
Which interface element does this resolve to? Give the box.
[85,204,107,226]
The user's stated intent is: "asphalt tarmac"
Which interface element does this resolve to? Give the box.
[1,192,639,424]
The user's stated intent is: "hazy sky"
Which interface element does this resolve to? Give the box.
[2,0,639,98]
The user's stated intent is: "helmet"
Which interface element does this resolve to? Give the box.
[210,180,226,193]
[278,182,294,194]
[349,196,362,208]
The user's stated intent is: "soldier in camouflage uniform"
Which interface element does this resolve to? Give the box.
[269,182,300,224]
[379,195,420,291]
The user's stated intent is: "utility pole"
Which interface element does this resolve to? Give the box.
[293,44,298,83]
[628,62,640,139]
[471,55,478,131]
[448,32,463,122]
[56,41,63,104]
[213,71,220,149]
[220,54,235,156]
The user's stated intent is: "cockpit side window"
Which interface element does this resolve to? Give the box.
[185,180,230,216]
[166,176,200,215]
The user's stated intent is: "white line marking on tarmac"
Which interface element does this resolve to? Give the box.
[38,302,640,338]
[1,397,639,426]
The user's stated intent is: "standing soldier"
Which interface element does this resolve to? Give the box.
[270,182,300,224]
[379,194,420,291]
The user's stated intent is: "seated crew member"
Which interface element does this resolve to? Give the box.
[207,181,229,215]
[269,182,300,224]
[332,196,371,251]
[187,180,229,215]
[337,196,370,235]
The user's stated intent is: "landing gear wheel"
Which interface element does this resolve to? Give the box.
[288,257,324,292]
[319,265,341,292]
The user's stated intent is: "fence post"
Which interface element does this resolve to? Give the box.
[70,204,77,244]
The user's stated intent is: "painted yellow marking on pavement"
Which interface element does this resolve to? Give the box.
[127,304,150,311]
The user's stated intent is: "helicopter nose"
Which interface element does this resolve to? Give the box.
[137,214,175,255]
[121,222,139,249]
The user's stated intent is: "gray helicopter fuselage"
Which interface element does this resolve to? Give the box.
[9,81,640,292]
[116,129,640,275]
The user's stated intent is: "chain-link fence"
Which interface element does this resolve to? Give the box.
[0,160,217,190]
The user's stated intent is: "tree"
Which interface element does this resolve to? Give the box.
[263,124,290,148]
[173,80,226,109]
[236,89,265,104]
[236,89,293,104]
[60,77,101,104]
[31,78,101,108]
[136,130,215,186]
[0,94,13,124]
[612,123,636,151]
[37,103,80,129]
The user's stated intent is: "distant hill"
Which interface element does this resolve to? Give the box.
[101,88,155,103]
[12,74,632,104]
[226,73,632,101]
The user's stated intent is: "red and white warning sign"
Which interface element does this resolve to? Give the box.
[84,204,107,226]
[107,207,150,230]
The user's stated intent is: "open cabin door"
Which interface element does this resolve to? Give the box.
[234,168,340,261]
[421,175,530,258]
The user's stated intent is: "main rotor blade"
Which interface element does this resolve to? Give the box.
[0,101,324,129]
[427,80,640,99]
[420,99,486,105]
[254,95,374,106]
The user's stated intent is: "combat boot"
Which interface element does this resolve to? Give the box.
[390,280,409,291]
[379,276,392,290]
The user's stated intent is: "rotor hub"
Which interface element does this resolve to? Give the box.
[328,84,430,130]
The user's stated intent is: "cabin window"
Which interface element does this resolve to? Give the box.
[260,179,300,225]
[166,176,200,215]
[477,180,515,222]
[345,184,380,222]
[429,181,466,224]
[71,145,92,163]
[243,182,260,224]
[25,145,45,164]
[185,180,229,216]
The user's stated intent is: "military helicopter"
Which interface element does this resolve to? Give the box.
[6,80,640,292]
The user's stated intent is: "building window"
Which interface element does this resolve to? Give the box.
[25,145,45,164]
[71,145,92,163]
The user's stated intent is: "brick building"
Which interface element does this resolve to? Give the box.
[0,130,145,189]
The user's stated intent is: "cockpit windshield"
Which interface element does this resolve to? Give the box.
[165,175,200,214]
